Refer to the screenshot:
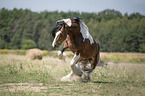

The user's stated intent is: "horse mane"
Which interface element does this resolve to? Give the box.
[70,17,94,44]
[51,17,94,44]
[79,20,94,44]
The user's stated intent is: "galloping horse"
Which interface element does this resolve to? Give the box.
[51,17,100,81]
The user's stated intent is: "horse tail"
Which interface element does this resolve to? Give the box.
[91,43,100,70]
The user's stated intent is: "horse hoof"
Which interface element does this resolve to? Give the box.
[61,72,83,82]
[81,73,91,82]
[61,76,72,82]
[58,51,66,60]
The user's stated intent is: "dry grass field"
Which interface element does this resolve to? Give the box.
[0,50,145,96]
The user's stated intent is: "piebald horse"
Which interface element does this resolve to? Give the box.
[51,17,100,81]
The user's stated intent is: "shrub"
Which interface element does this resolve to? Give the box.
[22,40,36,49]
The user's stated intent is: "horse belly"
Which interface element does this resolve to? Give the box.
[69,39,98,59]
[80,49,96,59]
[80,44,97,58]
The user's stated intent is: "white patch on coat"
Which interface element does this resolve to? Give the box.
[52,31,61,47]
[79,20,94,44]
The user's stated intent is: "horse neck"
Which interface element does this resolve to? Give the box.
[67,31,82,42]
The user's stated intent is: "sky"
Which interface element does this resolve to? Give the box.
[0,0,145,15]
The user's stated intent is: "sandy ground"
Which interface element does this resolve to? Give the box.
[0,83,48,92]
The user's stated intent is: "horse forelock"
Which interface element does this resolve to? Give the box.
[51,21,64,37]
[51,17,81,37]
[56,17,80,27]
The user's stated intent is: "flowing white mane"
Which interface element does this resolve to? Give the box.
[79,20,94,44]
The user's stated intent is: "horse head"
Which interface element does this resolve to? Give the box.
[51,20,67,48]
[51,17,80,49]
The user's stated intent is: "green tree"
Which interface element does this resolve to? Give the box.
[0,8,145,52]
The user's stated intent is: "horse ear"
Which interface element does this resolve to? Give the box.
[70,17,80,21]
[63,24,65,29]
[74,17,81,21]
[63,19,72,27]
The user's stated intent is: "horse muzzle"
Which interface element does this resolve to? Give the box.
[52,43,60,49]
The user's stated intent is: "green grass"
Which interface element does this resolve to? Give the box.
[101,53,145,63]
[0,53,145,96]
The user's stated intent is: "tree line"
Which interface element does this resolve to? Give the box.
[0,8,145,52]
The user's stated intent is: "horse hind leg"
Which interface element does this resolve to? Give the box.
[79,60,92,81]
[80,59,93,72]
[91,52,100,70]
[81,71,91,81]
[80,52,100,81]
[81,51,100,72]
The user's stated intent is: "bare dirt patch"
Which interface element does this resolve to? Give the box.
[0,83,47,92]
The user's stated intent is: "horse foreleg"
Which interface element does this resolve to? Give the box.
[70,53,82,76]
[58,42,68,60]
[57,50,66,61]
[61,53,82,82]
